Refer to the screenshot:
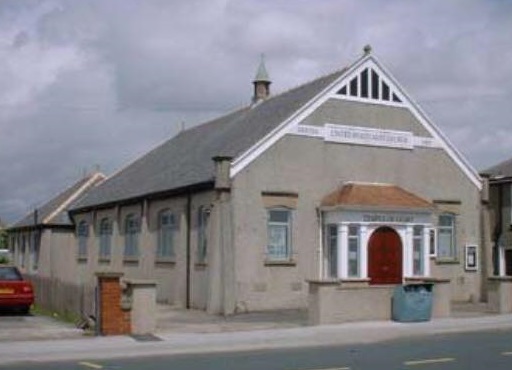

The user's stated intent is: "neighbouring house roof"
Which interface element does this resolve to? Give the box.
[72,68,346,211]
[484,156,512,181]
[321,182,433,210]
[10,172,105,229]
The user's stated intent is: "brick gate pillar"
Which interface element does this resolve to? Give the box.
[96,272,131,336]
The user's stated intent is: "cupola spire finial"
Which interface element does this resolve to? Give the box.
[252,54,271,104]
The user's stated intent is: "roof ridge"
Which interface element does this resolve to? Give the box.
[11,172,105,227]
[344,181,394,187]
[43,172,106,224]
[177,67,348,135]
[260,67,348,105]
[70,58,359,211]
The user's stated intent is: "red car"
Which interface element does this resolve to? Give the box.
[0,266,34,314]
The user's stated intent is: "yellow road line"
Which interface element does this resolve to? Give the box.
[404,357,455,366]
[78,361,103,369]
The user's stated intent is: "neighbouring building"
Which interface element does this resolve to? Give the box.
[0,218,8,255]
[485,157,512,276]
[7,172,105,314]
[9,48,487,319]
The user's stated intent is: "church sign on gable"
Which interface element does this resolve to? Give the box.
[324,124,413,149]
[290,123,440,150]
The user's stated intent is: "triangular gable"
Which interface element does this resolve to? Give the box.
[334,61,404,106]
[230,53,481,190]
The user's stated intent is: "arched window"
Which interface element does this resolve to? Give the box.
[98,218,112,259]
[77,220,89,258]
[197,206,209,263]
[124,214,140,258]
[157,210,177,259]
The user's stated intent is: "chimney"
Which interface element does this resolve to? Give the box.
[212,156,232,192]
[252,54,271,104]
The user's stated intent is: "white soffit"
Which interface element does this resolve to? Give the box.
[230,54,481,190]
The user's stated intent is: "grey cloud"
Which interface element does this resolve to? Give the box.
[1,0,511,223]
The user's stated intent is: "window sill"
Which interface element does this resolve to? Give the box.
[264,260,296,267]
[435,258,460,265]
[77,256,88,263]
[123,257,139,265]
[98,257,111,264]
[156,258,176,266]
[194,262,207,270]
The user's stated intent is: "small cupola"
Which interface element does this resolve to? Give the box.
[252,54,271,104]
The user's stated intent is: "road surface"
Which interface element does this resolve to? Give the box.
[4,328,512,370]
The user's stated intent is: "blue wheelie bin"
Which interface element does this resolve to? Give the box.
[392,283,433,322]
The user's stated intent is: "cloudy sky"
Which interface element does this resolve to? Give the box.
[1,0,511,224]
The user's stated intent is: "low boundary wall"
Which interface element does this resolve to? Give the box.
[308,278,451,325]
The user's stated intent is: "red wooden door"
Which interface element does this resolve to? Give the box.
[368,227,402,285]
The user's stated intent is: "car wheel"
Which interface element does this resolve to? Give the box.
[19,306,31,315]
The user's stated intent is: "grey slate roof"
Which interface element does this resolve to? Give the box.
[484,156,512,180]
[73,68,346,211]
[11,172,105,229]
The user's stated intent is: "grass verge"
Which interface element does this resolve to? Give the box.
[31,304,81,326]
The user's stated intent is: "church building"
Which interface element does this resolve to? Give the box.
[12,47,485,318]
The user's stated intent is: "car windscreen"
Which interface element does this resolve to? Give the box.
[0,267,23,281]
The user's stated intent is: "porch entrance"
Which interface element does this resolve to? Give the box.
[368,226,402,285]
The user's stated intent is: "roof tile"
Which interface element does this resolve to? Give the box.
[321,183,433,209]
[73,68,346,210]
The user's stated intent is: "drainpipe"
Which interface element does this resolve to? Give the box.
[480,173,491,301]
[316,207,324,280]
[493,183,504,276]
[186,192,192,309]
[492,184,505,276]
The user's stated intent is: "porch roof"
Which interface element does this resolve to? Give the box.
[321,182,433,210]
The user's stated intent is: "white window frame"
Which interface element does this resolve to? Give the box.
[429,228,437,257]
[157,210,177,259]
[347,224,360,278]
[266,208,292,261]
[412,225,424,276]
[324,224,338,278]
[437,213,457,260]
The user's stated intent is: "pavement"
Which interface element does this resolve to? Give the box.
[1,303,512,366]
